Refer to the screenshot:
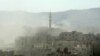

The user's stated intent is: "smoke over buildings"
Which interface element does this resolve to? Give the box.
[0,8,100,49]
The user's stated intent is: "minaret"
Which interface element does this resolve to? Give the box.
[49,11,52,29]
[49,11,54,47]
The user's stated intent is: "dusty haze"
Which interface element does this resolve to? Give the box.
[0,8,100,48]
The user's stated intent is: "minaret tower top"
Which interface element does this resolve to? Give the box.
[49,12,52,29]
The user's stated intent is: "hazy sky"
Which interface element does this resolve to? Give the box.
[0,0,100,12]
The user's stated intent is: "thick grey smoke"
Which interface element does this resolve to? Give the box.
[0,8,100,48]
